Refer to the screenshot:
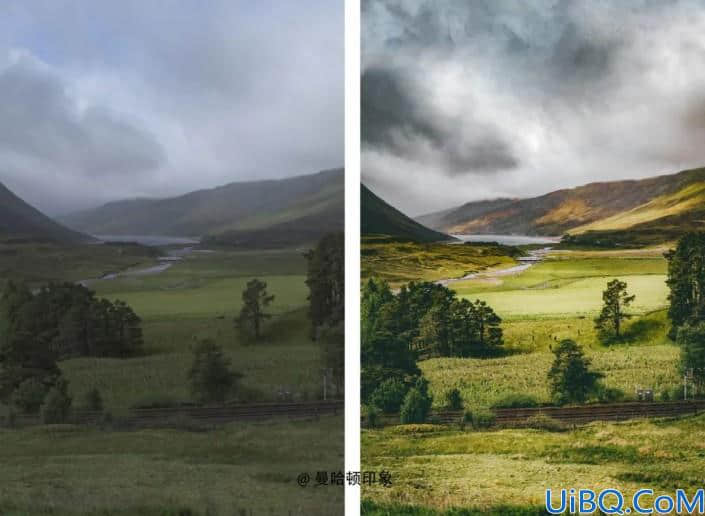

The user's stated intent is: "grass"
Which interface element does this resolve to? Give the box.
[361,241,517,286]
[0,242,158,286]
[362,413,705,512]
[0,244,343,514]
[0,414,343,515]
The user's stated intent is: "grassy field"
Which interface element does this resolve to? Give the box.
[0,414,343,515]
[0,244,342,515]
[50,247,327,410]
[0,242,158,286]
[361,240,518,286]
[362,413,705,513]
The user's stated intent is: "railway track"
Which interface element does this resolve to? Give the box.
[370,400,705,427]
[7,400,344,428]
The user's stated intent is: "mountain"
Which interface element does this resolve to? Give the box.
[362,184,454,242]
[418,167,705,242]
[60,168,344,246]
[0,182,90,244]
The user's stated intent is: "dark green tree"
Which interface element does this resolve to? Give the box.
[305,232,344,328]
[400,377,433,424]
[594,279,635,341]
[666,232,705,338]
[236,279,275,340]
[40,376,72,424]
[677,322,705,394]
[471,299,504,353]
[548,339,604,404]
[188,339,240,404]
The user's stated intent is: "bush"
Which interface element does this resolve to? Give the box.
[660,388,671,401]
[84,388,103,411]
[521,414,568,432]
[429,415,441,425]
[471,409,496,429]
[11,377,49,414]
[370,378,408,413]
[492,393,539,409]
[40,378,72,424]
[595,385,625,403]
[442,388,463,410]
[188,339,240,404]
[400,378,433,424]
[364,405,380,428]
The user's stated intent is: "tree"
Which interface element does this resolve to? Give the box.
[305,233,345,395]
[400,377,433,424]
[84,387,103,411]
[678,322,705,394]
[594,279,635,341]
[666,232,705,338]
[471,299,503,353]
[548,339,604,404]
[369,377,408,413]
[40,377,72,424]
[305,232,344,329]
[188,339,240,404]
[236,279,274,340]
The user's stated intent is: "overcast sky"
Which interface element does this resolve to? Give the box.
[362,0,705,216]
[0,1,343,215]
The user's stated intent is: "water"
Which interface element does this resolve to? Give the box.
[94,234,200,246]
[452,234,561,246]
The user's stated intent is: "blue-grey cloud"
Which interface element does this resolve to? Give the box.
[0,1,343,215]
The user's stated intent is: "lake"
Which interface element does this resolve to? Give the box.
[452,234,561,246]
[94,235,200,246]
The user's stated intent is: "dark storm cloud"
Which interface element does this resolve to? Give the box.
[362,0,705,215]
[0,56,164,177]
[0,1,343,215]
[361,66,518,175]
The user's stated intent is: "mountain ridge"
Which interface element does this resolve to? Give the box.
[417,166,705,240]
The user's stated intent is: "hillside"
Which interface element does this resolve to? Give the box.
[0,182,90,243]
[362,184,454,242]
[418,167,705,241]
[60,168,344,246]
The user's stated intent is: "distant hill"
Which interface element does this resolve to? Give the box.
[0,182,91,244]
[61,168,344,247]
[362,184,454,242]
[418,167,705,243]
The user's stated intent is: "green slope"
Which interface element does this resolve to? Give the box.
[362,184,454,242]
[60,168,344,246]
[0,182,90,243]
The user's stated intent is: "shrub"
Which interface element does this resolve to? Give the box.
[84,388,103,411]
[442,388,463,410]
[429,415,441,425]
[472,409,496,429]
[522,414,567,432]
[463,410,474,423]
[11,377,49,414]
[40,378,72,424]
[370,378,408,413]
[188,339,240,404]
[660,388,671,401]
[492,393,539,409]
[548,339,604,404]
[364,405,380,428]
[595,385,625,403]
[400,379,433,424]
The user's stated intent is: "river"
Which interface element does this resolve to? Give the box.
[451,234,561,246]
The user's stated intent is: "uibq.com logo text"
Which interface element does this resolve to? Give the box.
[546,488,705,514]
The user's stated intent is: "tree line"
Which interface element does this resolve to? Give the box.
[0,281,143,420]
[362,279,503,419]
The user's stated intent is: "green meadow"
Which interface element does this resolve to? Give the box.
[362,413,705,513]
[361,242,689,513]
[0,415,343,515]
[0,244,341,515]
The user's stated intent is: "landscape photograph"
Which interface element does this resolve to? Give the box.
[361,1,705,514]
[0,2,343,515]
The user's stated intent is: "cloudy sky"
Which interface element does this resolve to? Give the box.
[362,0,705,216]
[0,1,343,216]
